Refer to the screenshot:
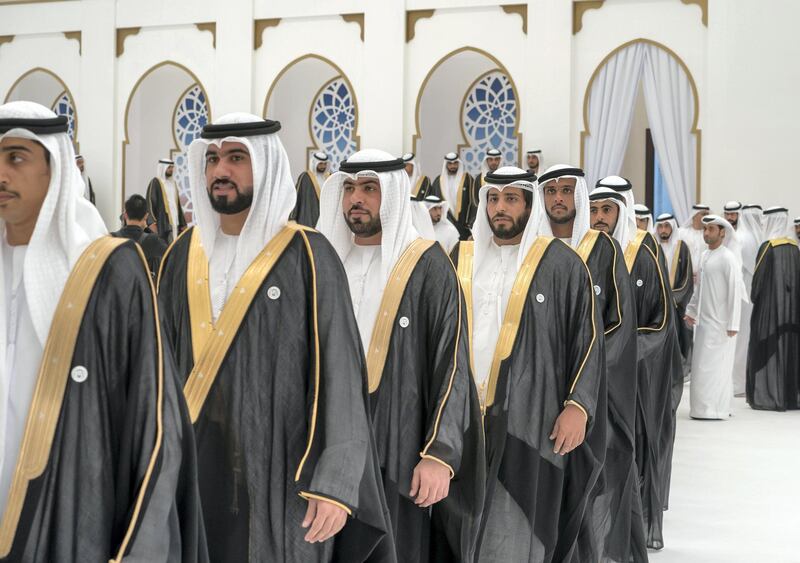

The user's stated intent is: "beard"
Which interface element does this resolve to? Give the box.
[344,206,382,237]
[546,206,576,225]
[659,232,671,241]
[489,209,530,240]
[592,220,616,234]
[431,215,441,224]
[207,180,254,214]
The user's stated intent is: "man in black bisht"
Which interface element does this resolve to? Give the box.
[0,101,205,562]
[317,149,484,563]
[590,180,683,552]
[291,150,329,227]
[654,213,694,377]
[147,157,187,244]
[536,165,644,563]
[453,166,604,562]
[158,114,392,562]
[112,193,168,278]
[430,152,474,240]
[747,206,800,411]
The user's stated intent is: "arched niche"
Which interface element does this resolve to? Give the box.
[5,67,79,145]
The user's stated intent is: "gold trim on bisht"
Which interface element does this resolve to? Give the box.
[455,241,476,372]
[624,229,649,273]
[485,236,553,409]
[366,238,435,393]
[575,228,600,262]
[0,237,126,556]
[183,223,306,423]
[186,228,214,365]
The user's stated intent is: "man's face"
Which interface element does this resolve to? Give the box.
[526,154,539,171]
[429,205,443,224]
[589,201,620,234]
[165,164,174,178]
[404,163,414,177]
[657,222,673,241]
[795,224,800,240]
[542,178,576,226]
[316,161,328,174]
[486,186,530,240]
[0,137,50,228]
[446,161,459,174]
[724,211,739,229]
[636,217,649,230]
[76,157,85,173]
[204,141,254,215]
[343,176,382,237]
[486,156,501,172]
[703,223,724,245]
[692,210,709,229]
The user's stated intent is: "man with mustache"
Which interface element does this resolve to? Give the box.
[655,213,694,377]
[158,114,392,561]
[430,152,473,240]
[0,101,205,562]
[452,167,603,562]
[317,149,484,562]
[635,204,653,232]
[590,182,683,552]
[535,164,642,563]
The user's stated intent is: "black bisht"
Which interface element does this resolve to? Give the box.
[629,233,683,551]
[747,239,800,411]
[158,227,393,562]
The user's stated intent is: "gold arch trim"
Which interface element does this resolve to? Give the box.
[121,60,212,210]
[4,66,79,142]
[340,13,365,41]
[681,0,708,26]
[412,46,523,168]
[262,53,361,154]
[579,38,702,201]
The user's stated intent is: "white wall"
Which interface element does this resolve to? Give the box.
[704,0,800,217]
[263,57,339,179]
[2,0,800,227]
[416,50,496,179]
[124,65,196,205]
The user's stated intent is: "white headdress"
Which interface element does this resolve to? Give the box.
[308,150,329,186]
[0,101,107,347]
[762,206,793,241]
[187,113,297,291]
[474,166,543,272]
[595,176,638,246]
[655,212,680,268]
[480,148,503,176]
[634,203,654,232]
[681,203,711,228]
[535,164,590,248]
[738,205,764,275]
[317,149,418,285]
[439,152,465,208]
[588,186,634,249]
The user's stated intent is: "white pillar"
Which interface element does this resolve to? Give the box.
[215,0,254,116]
[78,0,117,225]
[361,2,405,154]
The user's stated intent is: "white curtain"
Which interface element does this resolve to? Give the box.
[584,42,697,223]
[641,45,696,223]
[584,42,647,190]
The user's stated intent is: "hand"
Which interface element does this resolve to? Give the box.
[410,458,451,508]
[684,315,696,327]
[727,330,738,337]
[301,498,348,543]
[549,404,587,456]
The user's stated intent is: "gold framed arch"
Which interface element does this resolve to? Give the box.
[4,67,79,141]
[121,60,212,208]
[412,46,523,166]
[262,53,361,153]
[580,38,701,200]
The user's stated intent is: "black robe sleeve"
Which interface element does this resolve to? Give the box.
[747,242,800,411]
[292,172,322,227]
[3,241,206,562]
[146,178,173,243]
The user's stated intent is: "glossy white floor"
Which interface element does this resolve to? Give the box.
[654,386,800,563]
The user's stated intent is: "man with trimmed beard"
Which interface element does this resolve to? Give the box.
[317,149,484,563]
[158,114,392,562]
[453,166,603,562]
[655,213,694,376]
[536,164,642,563]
